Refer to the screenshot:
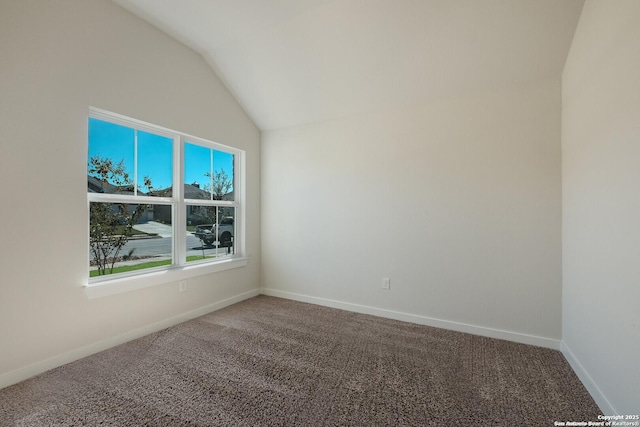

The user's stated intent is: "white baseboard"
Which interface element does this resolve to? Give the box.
[560,341,615,415]
[0,288,260,390]
[260,288,561,350]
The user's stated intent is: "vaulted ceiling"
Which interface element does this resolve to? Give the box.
[112,0,584,131]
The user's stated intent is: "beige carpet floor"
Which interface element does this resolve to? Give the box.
[0,295,600,426]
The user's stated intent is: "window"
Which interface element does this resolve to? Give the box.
[184,142,236,262]
[87,108,244,284]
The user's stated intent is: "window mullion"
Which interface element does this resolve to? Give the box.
[133,129,138,196]
[175,136,185,266]
[183,199,236,207]
[209,149,214,201]
[88,193,173,204]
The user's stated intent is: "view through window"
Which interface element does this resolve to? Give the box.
[87,109,241,280]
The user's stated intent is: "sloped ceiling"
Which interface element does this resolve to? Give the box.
[112,0,584,131]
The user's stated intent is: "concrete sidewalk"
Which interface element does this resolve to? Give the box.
[132,221,173,238]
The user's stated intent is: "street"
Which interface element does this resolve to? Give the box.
[89,233,232,261]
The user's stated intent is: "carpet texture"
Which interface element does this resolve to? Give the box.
[0,295,600,426]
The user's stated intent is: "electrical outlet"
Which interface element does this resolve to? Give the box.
[179,280,187,293]
[382,277,390,290]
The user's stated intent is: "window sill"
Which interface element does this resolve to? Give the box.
[84,257,249,299]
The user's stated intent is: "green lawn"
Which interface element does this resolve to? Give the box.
[90,255,213,277]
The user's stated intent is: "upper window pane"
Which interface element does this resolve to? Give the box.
[184,142,234,201]
[88,118,134,194]
[88,119,173,197]
[138,130,173,197]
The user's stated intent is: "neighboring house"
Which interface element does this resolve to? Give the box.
[88,176,233,225]
[149,183,233,225]
[88,175,126,194]
[183,181,234,201]
[87,175,153,222]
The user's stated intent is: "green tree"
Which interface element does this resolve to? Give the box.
[204,169,233,200]
[88,156,152,276]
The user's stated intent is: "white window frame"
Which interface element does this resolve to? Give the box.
[85,107,247,298]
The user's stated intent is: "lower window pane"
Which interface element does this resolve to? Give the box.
[89,202,173,277]
[186,205,235,262]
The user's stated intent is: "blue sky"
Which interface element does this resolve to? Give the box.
[88,118,233,193]
[184,142,234,191]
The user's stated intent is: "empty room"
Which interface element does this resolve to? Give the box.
[1,0,638,425]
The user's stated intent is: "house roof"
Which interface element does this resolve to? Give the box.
[184,184,234,201]
[96,181,235,201]
[183,183,212,200]
[87,175,135,195]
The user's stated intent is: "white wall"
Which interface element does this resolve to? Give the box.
[562,0,640,414]
[0,0,260,384]
[262,77,562,346]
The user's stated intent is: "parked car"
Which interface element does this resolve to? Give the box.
[194,217,234,247]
